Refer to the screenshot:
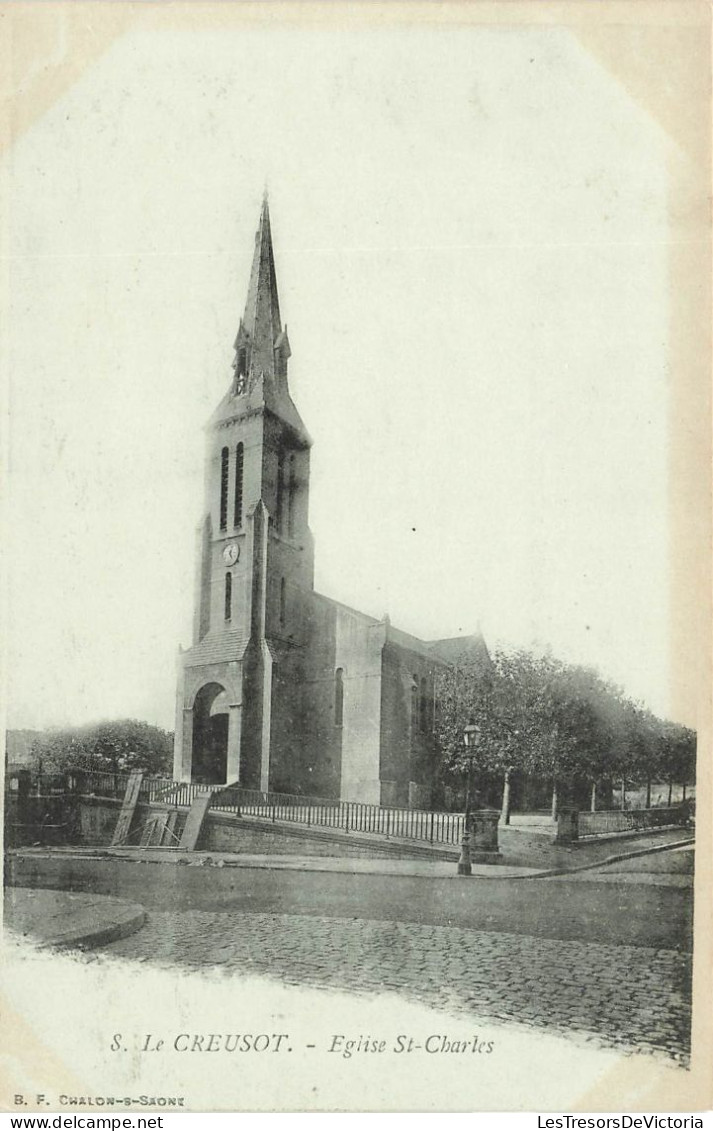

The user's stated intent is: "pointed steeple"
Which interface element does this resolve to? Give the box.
[234,193,286,387]
[214,195,308,447]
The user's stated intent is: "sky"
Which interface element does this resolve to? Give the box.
[4,19,687,732]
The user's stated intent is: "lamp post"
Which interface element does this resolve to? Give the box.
[457,723,479,876]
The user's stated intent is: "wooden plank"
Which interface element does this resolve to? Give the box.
[110,770,144,846]
[139,815,160,847]
[178,791,214,850]
[160,810,179,846]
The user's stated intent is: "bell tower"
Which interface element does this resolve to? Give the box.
[174,194,314,788]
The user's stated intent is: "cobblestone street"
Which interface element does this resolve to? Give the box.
[104,908,691,1065]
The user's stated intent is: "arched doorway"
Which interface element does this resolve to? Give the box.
[192,683,229,784]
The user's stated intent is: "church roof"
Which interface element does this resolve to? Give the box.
[182,628,251,667]
[313,592,382,626]
[386,624,450,665]
[428,632,492,668]
[313,593,462,665]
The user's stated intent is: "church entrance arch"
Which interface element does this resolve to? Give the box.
[191,682,230,785]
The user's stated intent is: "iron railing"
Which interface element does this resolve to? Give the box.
[75,769,465,846]
[211,785,464,845]
[57,770,693,845]
[578,806,687,837]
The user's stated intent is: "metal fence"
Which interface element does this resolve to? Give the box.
[75,769,465,847]
[578,806,687,838]
[57,770,692,846]
[211,785,464,845]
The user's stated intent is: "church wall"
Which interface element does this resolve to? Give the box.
[334,608,385,804]
[281,595,343,798]
[265,533,315,644]
[263,640,305,795]
[273,597,386,803]
[379,643,439,809]
[379,645,410,808]
[260,418,311,521]
[193,515,212,644]
[239,641,270,791]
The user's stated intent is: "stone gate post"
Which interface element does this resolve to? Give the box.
[556,806,579,843]
[471,809,501,855]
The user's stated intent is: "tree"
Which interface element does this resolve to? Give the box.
[626,705,661,808]
[29,719,173,776]
[489,649,565,819]
[434,646,570,818]
[434,648,522,814]
[658,721,697,802]
[434,642,691,820]
[552,665,623,812]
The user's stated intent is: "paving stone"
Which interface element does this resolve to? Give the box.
[102,909,690,1063]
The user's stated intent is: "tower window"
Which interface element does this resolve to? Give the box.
[276,449,286,533]
[411,676,419,735]
[235,347,248,395]
[279,577,286,628]
[334,668,344,728]
[234,442,244,528]
[420,677,428,732]
[274,344,288,380]
[224,572,232,621]
[219,447,229,531]
[287,454,296,539]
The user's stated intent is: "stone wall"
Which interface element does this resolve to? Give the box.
[73,798,452,860]
[198,812,408,859]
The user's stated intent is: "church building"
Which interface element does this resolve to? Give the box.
[173,197,488,807]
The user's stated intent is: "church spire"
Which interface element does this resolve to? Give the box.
[234,193,290,389]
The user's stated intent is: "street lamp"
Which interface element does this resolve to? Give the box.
[457,723,480,876]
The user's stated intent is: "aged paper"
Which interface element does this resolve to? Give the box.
[1,0,711,1113]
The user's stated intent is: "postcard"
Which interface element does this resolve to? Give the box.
[1,1,711,1114]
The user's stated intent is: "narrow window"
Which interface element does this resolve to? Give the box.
[411,676,419,734]
[276,450,285,533]
[287,454,296,538]
[279,577,286,627]
[235,348,248,395]
[224,572,232,621]
[234,442,244,528]
[219,447,229,531]
[334,668,344,728]
[274,347,285,379]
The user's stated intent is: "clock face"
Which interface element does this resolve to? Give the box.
[222,542,239,566]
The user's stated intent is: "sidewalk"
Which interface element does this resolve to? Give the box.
[3,887,146,949]
[10,826,694,880]
[104,826,694,878]
[497,823,693,870]
[5,831,694,951]
[114,852,543,877]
